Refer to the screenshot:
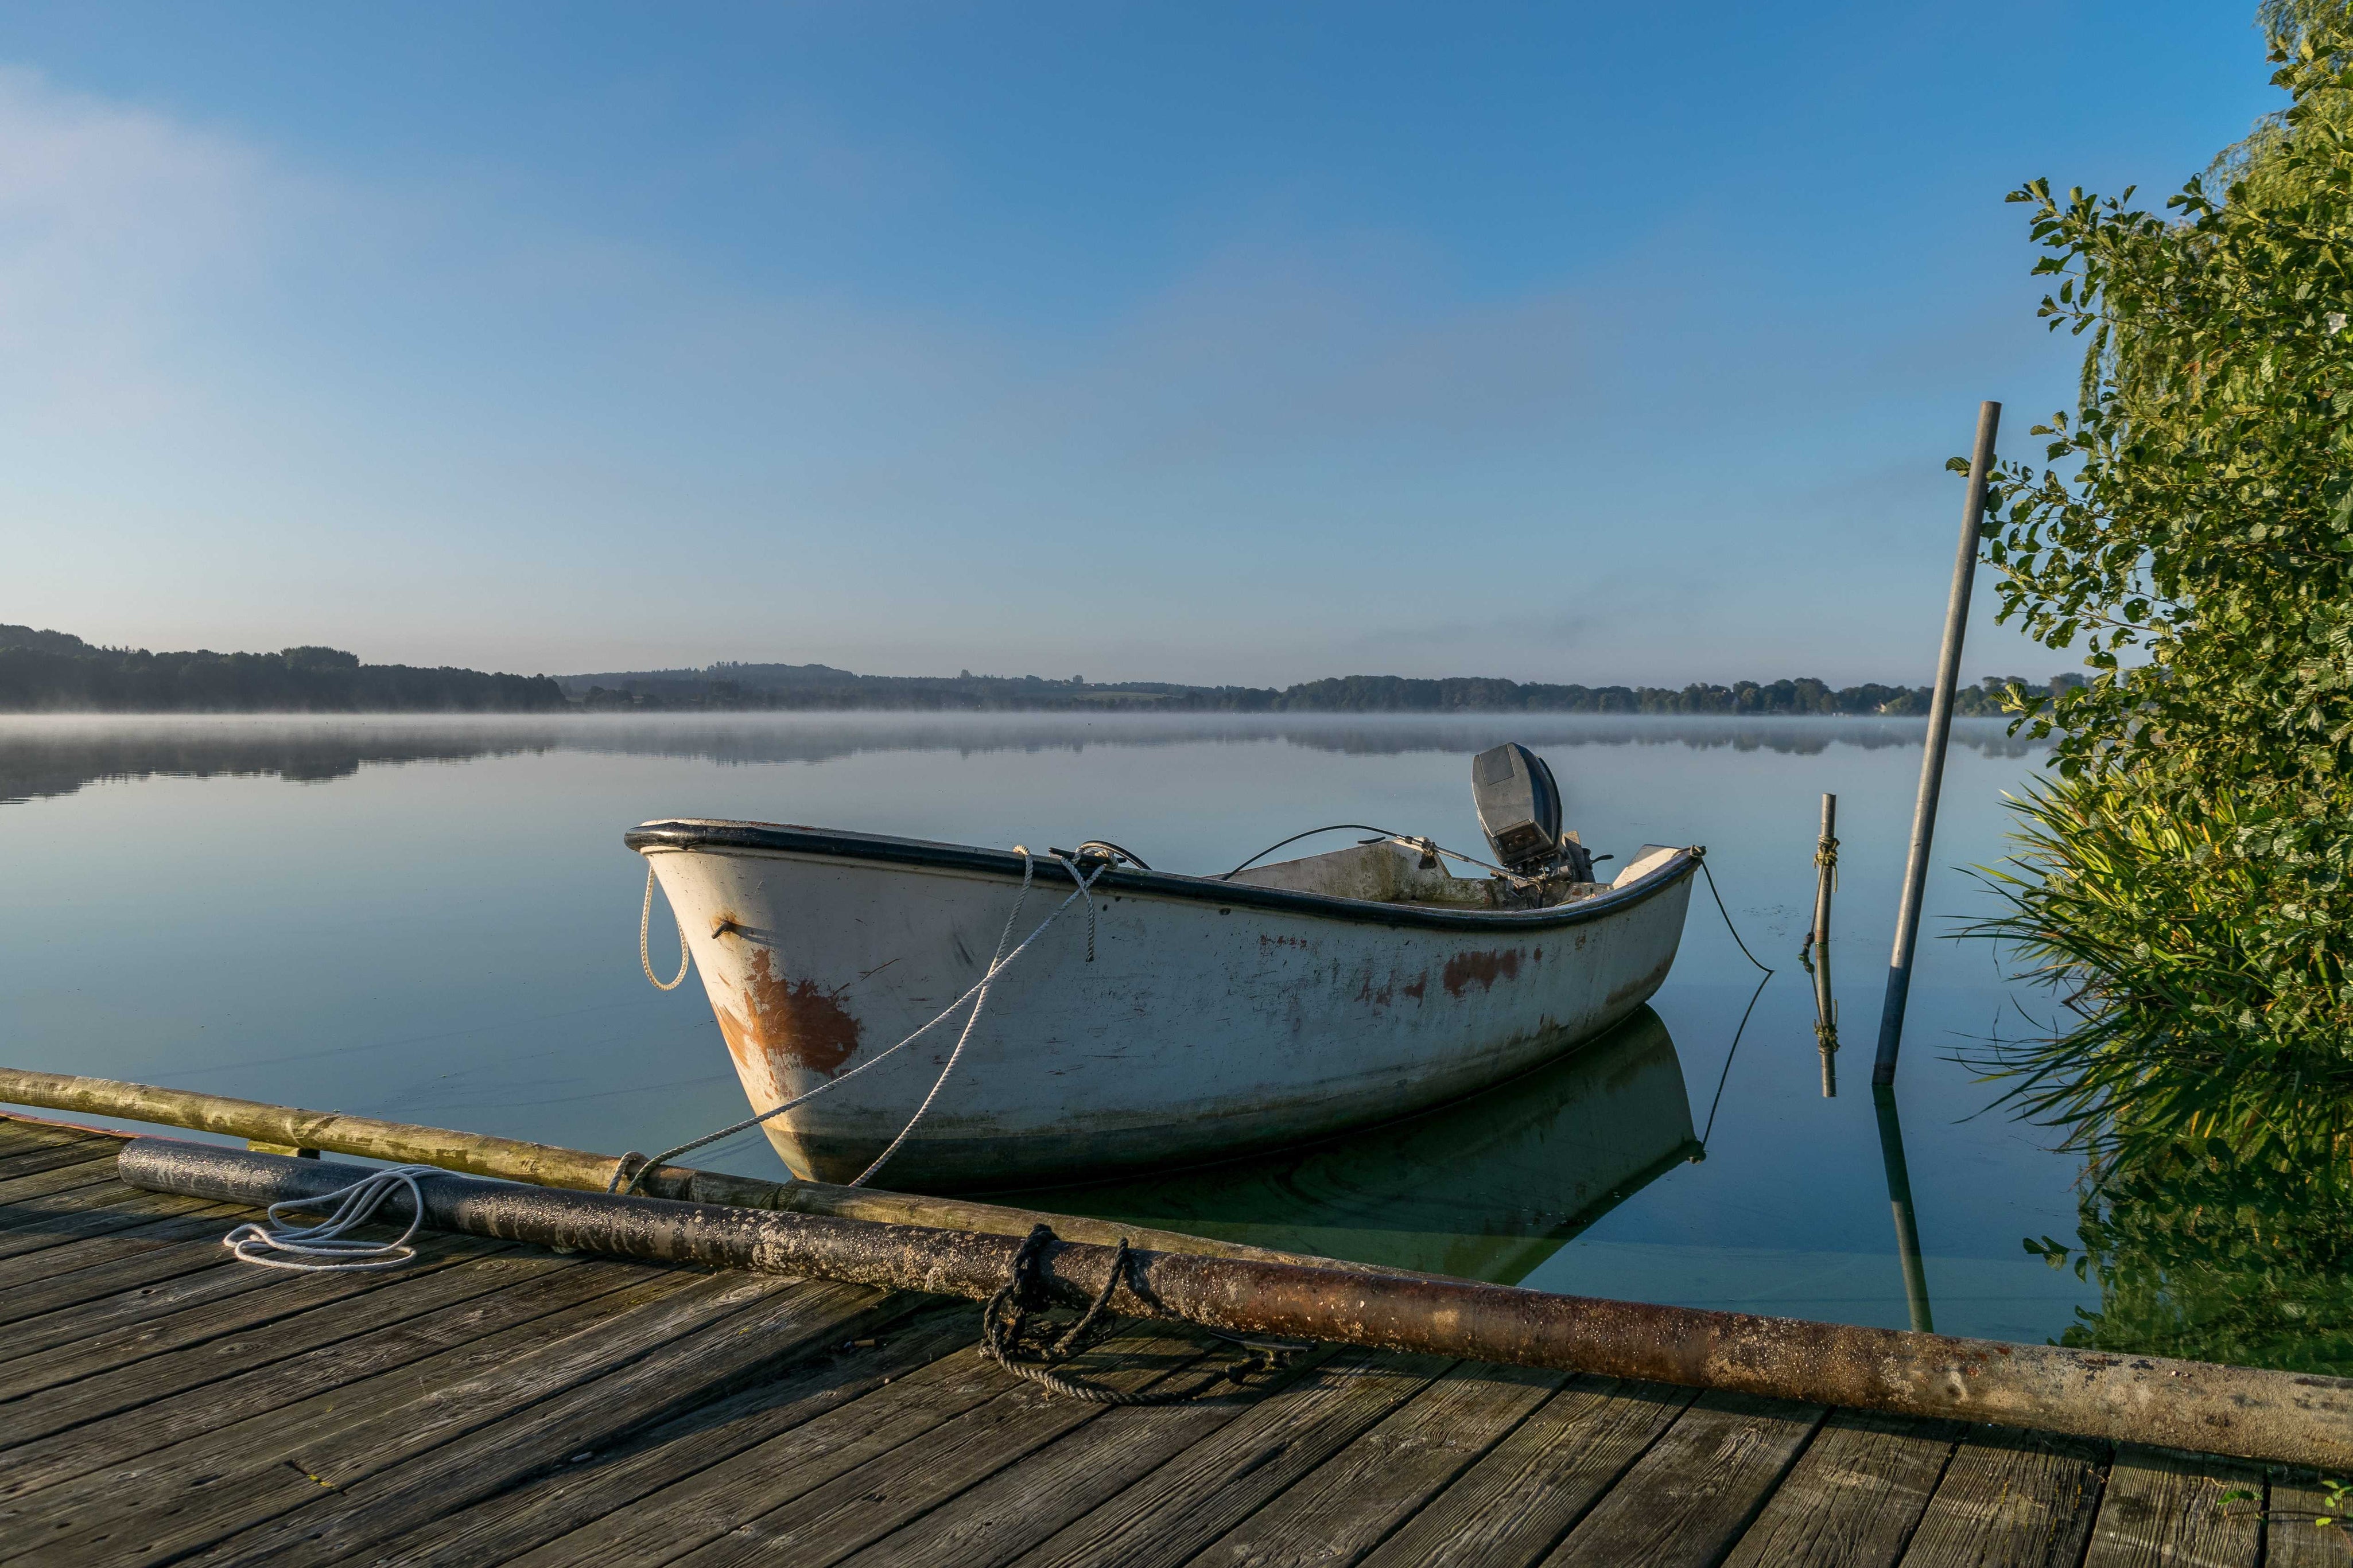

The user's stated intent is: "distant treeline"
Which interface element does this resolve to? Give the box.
[0,626,566,713]
[566,662,2086,717]
[0,624,2082,715]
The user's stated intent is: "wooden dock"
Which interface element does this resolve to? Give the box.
[0,1113,2332,1567]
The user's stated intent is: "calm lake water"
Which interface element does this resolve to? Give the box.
[0,712,2175,1354]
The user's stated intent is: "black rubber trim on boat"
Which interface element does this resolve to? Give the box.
[620,820,1698,933]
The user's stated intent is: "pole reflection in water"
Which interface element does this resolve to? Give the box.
[1872,1084,1935,1332]
[1022,1007,1699,1285]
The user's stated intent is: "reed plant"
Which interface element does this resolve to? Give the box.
[1974,777,2353,1170]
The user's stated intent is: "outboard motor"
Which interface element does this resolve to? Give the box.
[1471,743,1593,881]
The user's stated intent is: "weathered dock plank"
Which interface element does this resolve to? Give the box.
[180,1279,898,1568]
[2265,1473,2352,1568]
[1008,1350,1450,1568]
[2079,1446,2262,1568]
[1718,1409,1962,1568]
[1356,1378,1697,1568]
[1897,1427,2105,1568]
[0,1248,607,1468]
[1179,1360,1564,1568]
[0,1234,514,1400]
[366,1305,983,1568]
[666,1328,1218,1568]
[0,1112,2336,1568]
[835,1349,1322,1568]
[1540,1391,1826,1567]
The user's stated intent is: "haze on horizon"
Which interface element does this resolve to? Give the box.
[1,3,2277,688]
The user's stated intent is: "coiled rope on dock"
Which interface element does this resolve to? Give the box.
[221,1164,444,1271]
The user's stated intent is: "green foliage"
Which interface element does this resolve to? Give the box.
[1989,24,2353,794]
[1975,10,2353,1170]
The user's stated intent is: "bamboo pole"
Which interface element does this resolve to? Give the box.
[0,1067,1387,1274]
[1874,400,2002,1087]
[1810,793,1838,1098]
[1810,793,1836,952]
[122,1138,2353,1470]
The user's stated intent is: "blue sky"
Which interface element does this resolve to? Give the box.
[0,2,2282,684]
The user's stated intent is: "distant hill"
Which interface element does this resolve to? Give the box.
[0,626,567,713]
[561,662,2081,717]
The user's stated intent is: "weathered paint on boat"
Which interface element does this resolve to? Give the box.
[623,819,1699,1189]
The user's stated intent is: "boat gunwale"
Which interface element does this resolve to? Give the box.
[623,819,1699,932]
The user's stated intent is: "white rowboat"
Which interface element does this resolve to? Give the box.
[626,820,1698,1190]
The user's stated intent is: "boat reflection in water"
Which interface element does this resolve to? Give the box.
[1015,1007,1698,1285]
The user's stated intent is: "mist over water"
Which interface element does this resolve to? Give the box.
[1,713,2110,1347]
[0,711,2044,806]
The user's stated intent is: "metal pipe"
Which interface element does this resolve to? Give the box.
[1874,401,2002,1087]
[1871,1085,1934,1333]
[121,1138,2353,1469]
[0,1067,1369,1274]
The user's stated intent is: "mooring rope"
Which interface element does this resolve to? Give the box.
[221,1165,442,1271]
[1693,851,1775,978]
[1687,849,1775,1147]
[640,863,690,991]
[979,1224,1304,1404]
[613,849,1111,1195]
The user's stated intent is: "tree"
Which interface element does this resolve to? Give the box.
[1978,8,2353,1162]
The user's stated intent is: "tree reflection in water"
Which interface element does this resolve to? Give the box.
[2025,1141,2353,1378]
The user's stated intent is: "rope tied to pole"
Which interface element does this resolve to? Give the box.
[979,1224,1306,1404]
[614,847,1111,1195]
[222,1165,443,1271]
[1813,832,1840,888]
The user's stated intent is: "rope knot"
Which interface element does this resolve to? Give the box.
[979,1227,1306,1405]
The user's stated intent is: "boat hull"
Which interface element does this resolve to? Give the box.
[627,820,1697,1189]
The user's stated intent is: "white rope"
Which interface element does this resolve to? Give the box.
[641,863,690,991]
[614,849,1112,1195]
[641,863,692,991]
[221,1165,442,1271]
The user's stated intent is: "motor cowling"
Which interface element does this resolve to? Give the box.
[1472,743,1563,874]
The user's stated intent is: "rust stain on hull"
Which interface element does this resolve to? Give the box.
[716,947,864,1078]
[1442,949,1523,997]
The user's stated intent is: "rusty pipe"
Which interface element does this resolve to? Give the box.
[119,1138,2353,1469]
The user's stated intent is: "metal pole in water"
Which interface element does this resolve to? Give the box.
[1872,400,2001,1088]
[1873,1084,1935,1333]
